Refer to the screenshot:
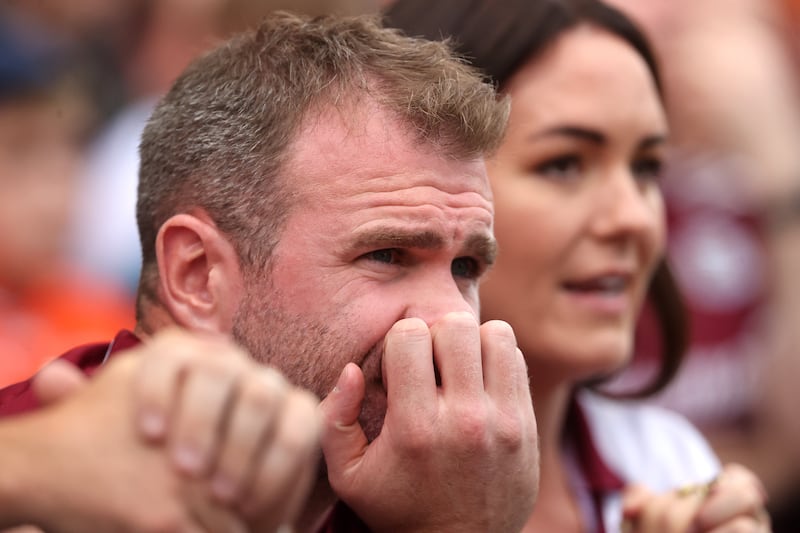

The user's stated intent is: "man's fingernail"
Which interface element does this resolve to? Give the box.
[333,364,350,393]
[139,411,165,439]
[173,445,203,474]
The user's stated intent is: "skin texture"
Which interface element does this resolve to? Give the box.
[132,330,321,531]
[0,95,537,532]
[320,314,537,532]
[477,25,768,532]
[0,329,320,533]
[0,21,764,533]
[232,102,497,440]
[481,25,667,390]
[622,464,771,532]
[148,100,538,532]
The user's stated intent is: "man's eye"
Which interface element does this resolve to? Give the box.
[632,156,664,182]
[451,257,479,279]
[365,249,398,264]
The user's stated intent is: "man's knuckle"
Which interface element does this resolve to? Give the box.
[495,416,523,449]
[276,419,318,455]
[240,377,282,412]
[452,405,489,444]
[399,420,436,453]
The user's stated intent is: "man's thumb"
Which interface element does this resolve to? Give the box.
[319,363,369,479]
[32,359,88,405]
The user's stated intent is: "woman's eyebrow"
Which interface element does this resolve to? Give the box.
[527,125,605,144]
[638,134,668,150]
[527,126,668,151]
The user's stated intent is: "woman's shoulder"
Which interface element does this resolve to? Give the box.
[576,390,720,491]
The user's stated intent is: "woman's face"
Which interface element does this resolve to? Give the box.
[481,26,668,383]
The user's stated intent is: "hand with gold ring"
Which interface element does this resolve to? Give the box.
[621,463,771,532]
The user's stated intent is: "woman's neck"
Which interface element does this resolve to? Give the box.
[521,379,585,533]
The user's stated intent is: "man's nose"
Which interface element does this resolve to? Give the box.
[403,271,478,327]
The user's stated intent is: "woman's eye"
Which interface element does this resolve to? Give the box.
[632,157,663,181]
[451,257,479,279]
[535,155,582,180]
[365,249,398,264]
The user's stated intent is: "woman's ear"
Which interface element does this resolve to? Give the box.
[155,212,244,333]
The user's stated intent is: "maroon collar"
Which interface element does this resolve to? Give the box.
[98,329,142,369]
[566,398,625,494]
[0,330,140,416]
[564,396,625,533]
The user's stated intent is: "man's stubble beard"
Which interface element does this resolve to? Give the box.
[231,285,387,442]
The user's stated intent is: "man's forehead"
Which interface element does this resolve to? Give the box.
[286,97,490,178]
[278,98,495,245]
[296,95,386,138]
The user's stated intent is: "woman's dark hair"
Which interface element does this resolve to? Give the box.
[385,0,687,398]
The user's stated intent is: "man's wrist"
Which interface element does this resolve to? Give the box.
[0,419,43,528]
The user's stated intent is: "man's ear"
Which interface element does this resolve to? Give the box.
[155,212,244,333]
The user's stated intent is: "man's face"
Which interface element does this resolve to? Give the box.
[232,103,496,440]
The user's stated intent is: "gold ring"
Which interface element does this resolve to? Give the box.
[755,506,771,526]
[676,476,717,499]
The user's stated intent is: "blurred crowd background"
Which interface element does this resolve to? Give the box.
[1,0,799,530]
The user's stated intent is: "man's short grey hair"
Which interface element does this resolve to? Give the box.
[136,11,509,320]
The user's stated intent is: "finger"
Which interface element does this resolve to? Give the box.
[319,363,368,476]
[621,484,655,533]
[479,320,520,407]
[637,491,704,533]
[382,318,436,417]
[695,465,768,529]
[134,330,239,442]
[279,450,320,532]
[705,514,767,533]
[184,481,248,533]
[430,312,482,400]
[169,362,239,476]
[512,347,535,419]
[135,338,192,441]
[242,389,321,531]
[621,484,655,519]
[32,360,89,406]
[211,367,288,502]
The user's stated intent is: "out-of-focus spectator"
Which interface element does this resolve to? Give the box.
[605,0,800,528]
[5,0,147,128]
[69,0,383,293]
[0,9,133,388]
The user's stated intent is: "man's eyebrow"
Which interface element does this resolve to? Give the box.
[464,233,498,266]
[349,228,445,252]
[347,227,497,265]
